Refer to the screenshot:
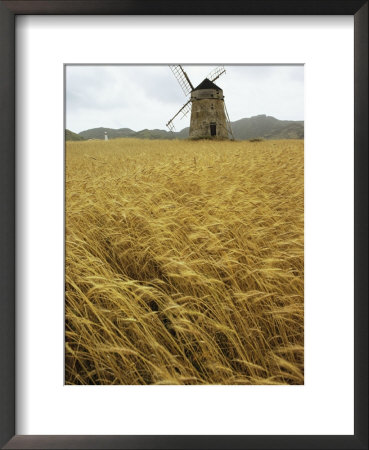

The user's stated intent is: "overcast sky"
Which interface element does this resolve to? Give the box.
[66,65,304,133]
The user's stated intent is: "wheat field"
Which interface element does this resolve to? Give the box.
[65,138,304,385]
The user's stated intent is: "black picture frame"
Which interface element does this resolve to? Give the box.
[0,1,367,449]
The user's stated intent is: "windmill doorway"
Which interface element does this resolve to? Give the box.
[210,122,216,136]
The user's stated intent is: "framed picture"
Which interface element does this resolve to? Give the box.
[0,1,367,449]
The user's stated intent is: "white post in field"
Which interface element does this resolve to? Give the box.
[104,131,108,141]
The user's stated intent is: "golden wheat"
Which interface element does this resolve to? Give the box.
[65,138,304,385]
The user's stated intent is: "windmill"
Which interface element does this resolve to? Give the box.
[166,65,234,140]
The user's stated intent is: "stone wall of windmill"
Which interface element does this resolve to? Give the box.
[189,83,229,140]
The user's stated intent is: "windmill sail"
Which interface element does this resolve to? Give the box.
[207,66,226,83]
[169,65,194,97]
[224,102,235,140]
[166,100,192,132]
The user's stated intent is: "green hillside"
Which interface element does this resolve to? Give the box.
[78,127,136,140]
[72,115,304,141]
[65,129,85,141]
[232,115,304,140]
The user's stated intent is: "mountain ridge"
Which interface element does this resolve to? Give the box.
[67,115,304,141]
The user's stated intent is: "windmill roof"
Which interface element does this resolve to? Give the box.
[193,78,222,91]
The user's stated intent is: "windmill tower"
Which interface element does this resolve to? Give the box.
[167,65,234,140]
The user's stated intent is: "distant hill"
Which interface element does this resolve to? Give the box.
[77,127,179,141]
[68,115,303,141]
[65,129,85,141]
[78,127,136,140]
[231,115,304,140]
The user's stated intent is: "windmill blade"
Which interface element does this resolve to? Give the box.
[224,101,235,140]
[166,100,192,132]
[207,66,226,83]
[167,121,176,133]
[169,65,194,96]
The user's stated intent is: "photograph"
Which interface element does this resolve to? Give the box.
[1,0,366,446]
[65,64,304,385]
